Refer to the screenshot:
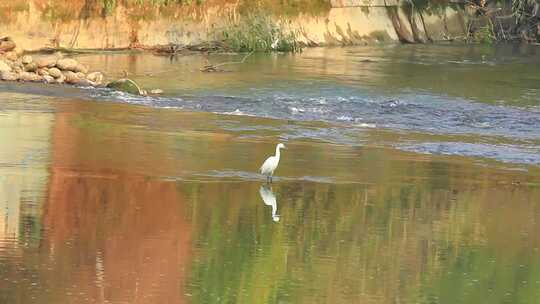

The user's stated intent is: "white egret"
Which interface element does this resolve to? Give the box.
[260,143,286,183]
[259,185,279,222]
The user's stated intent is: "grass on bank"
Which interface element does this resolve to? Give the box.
[215,14,303,53]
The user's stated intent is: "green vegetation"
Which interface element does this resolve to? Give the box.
[237,0,331,17]
[100,0,116,15]
[216,14,303,52]
[512,0,537,25]
[471,25,495,44]
[511,0,539,41]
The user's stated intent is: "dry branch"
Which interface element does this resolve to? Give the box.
[200,51,254,72]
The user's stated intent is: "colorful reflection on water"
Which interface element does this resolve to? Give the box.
[0,94,539,304]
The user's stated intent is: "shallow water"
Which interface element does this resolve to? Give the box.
[0,44,540,303]
[73,44,539,165]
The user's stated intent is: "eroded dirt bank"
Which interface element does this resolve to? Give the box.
[1,0,467,51]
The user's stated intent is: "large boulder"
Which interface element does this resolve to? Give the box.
[0,59,11,72]
[54,74,66,84]
[48,67,62,78]
[74,63,88,74]
[4,52,18,61]
[0,71,18,81]
[37,68,49,76]
[86,72,104,84]
[56,58,79,71]
[0,37,16,52]
[106,78,144,95]
[19,72,43,82]
[36,56,57,68]
[24,62,38,72]
[63,71,80,84]
[13,47,24,56]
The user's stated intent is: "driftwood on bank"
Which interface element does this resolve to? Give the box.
[149,41,227,55]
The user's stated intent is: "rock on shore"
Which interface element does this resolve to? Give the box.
[1,37,161,96]
[0,37,104,87]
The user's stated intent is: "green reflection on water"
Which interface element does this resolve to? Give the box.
[0,64,539,304]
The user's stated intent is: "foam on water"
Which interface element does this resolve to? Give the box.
[87,87,539,165]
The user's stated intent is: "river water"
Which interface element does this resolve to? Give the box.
[0,44,539,304]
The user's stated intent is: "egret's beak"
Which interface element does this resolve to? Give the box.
[282,145,287,149]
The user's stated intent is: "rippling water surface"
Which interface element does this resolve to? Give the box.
[75,44,539,165]
[0,44,539,304]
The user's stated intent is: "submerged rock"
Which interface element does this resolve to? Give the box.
[106,78,144,95]
[150,89,164,94]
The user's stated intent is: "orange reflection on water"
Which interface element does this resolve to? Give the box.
[43,169,192,303]
[42,111,192,303]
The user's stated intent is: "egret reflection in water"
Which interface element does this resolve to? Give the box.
[259,185,279,222]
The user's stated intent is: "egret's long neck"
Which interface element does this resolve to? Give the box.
[275,146,281,159]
